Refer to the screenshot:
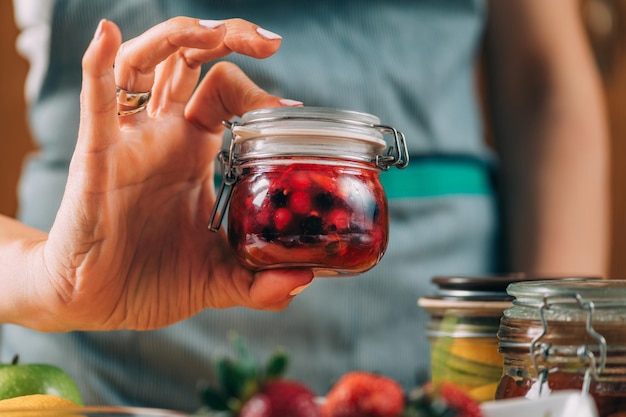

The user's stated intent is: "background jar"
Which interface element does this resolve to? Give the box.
[418,275,528,402]
[496,278,626,417]
[209,107,408,276]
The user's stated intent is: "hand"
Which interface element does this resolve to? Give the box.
[24,17,312,332]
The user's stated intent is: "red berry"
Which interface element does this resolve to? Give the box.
[255,206,272,229]
[321,371,405,417]
[273,208,292,231]
[289,191,312,215]
[241,380,320,417]
[326,209,350,231]
[423,382,483,417]
[310,171,336,193]
[289,171,312,191]
[239,394,272,417]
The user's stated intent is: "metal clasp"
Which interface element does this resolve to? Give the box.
[208,121,240,232]
[374,124,409,171]
[530,293,607,395]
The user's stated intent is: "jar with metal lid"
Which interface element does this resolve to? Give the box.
[208,106,409,276]
[418,274,530,402]
[496,279,626,417]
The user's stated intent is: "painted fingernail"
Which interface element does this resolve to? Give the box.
[93,19,105,40]
[256,27,282,40]
[199,19,226,29]
[289,283,312,296]
[279,98,303,107]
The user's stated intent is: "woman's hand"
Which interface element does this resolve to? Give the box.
[11,17,312,332]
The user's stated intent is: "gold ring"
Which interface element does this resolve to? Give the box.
[116,87,151,116]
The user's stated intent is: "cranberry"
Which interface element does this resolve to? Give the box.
[288,171,312,191]
[273,208,292,231]
[289,191,312,215]
[326,209,350,231]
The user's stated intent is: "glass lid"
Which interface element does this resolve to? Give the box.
[231,106,387,147]
[508,279,626,309]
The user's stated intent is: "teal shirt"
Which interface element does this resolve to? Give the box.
[4,0,499,410]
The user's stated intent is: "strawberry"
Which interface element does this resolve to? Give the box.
[434,382,483,417]
[240,379,319,417]
[321,371,405,417]
[196,334,320,417]
[403,381,483,417]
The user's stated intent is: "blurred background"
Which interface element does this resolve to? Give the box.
[1,1,625,276]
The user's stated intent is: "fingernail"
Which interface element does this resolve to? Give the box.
[199,19,226,29]
[256,27,282,40]
[279,98,303,107]
[93,19,105,40]
[289,283,312,296]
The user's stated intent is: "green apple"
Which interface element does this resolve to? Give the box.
[0,356,83,405]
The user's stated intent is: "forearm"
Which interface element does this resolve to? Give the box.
[0,214,48,326]
[486,0,610,276]
[498,94,609,276]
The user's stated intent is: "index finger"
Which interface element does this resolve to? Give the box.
[114,17,281,93]
[114,17,226,92]
[183,18,283,65]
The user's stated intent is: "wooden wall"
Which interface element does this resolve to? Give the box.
[1,1,626,277]
[0,0,34,219]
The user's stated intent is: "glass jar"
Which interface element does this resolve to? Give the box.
[496,279,626,417]
[208,106,409,276]
[418,274,529,402]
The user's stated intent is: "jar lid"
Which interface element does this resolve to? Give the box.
[429,273,528,301]
[418,274,525,317]
[221,106,409,171]
[508,278,625,309]
[232,106,385,144]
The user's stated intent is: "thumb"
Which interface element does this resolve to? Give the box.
[77,19,123,152]
[185,61,302,133]
[249,269,314,310]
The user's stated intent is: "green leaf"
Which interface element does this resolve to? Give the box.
[197,380,229,411]
[230,333,258,383]
[265,349,289,378]
[238,378,260,403]
[217,358,246,399]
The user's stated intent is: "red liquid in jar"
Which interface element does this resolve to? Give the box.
[227,162,388,275]
[497,373,626,417]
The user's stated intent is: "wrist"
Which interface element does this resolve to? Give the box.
[0,237,48,328]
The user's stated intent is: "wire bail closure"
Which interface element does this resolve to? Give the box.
[208,121,238,232]
[529,293,608,395]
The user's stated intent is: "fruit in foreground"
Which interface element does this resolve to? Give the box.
[197,334,319,417]
[0,356,83,406]
[404,381,483,417]
[321,371,405,417]
[239,379,319,417]
[0,394,80,410]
